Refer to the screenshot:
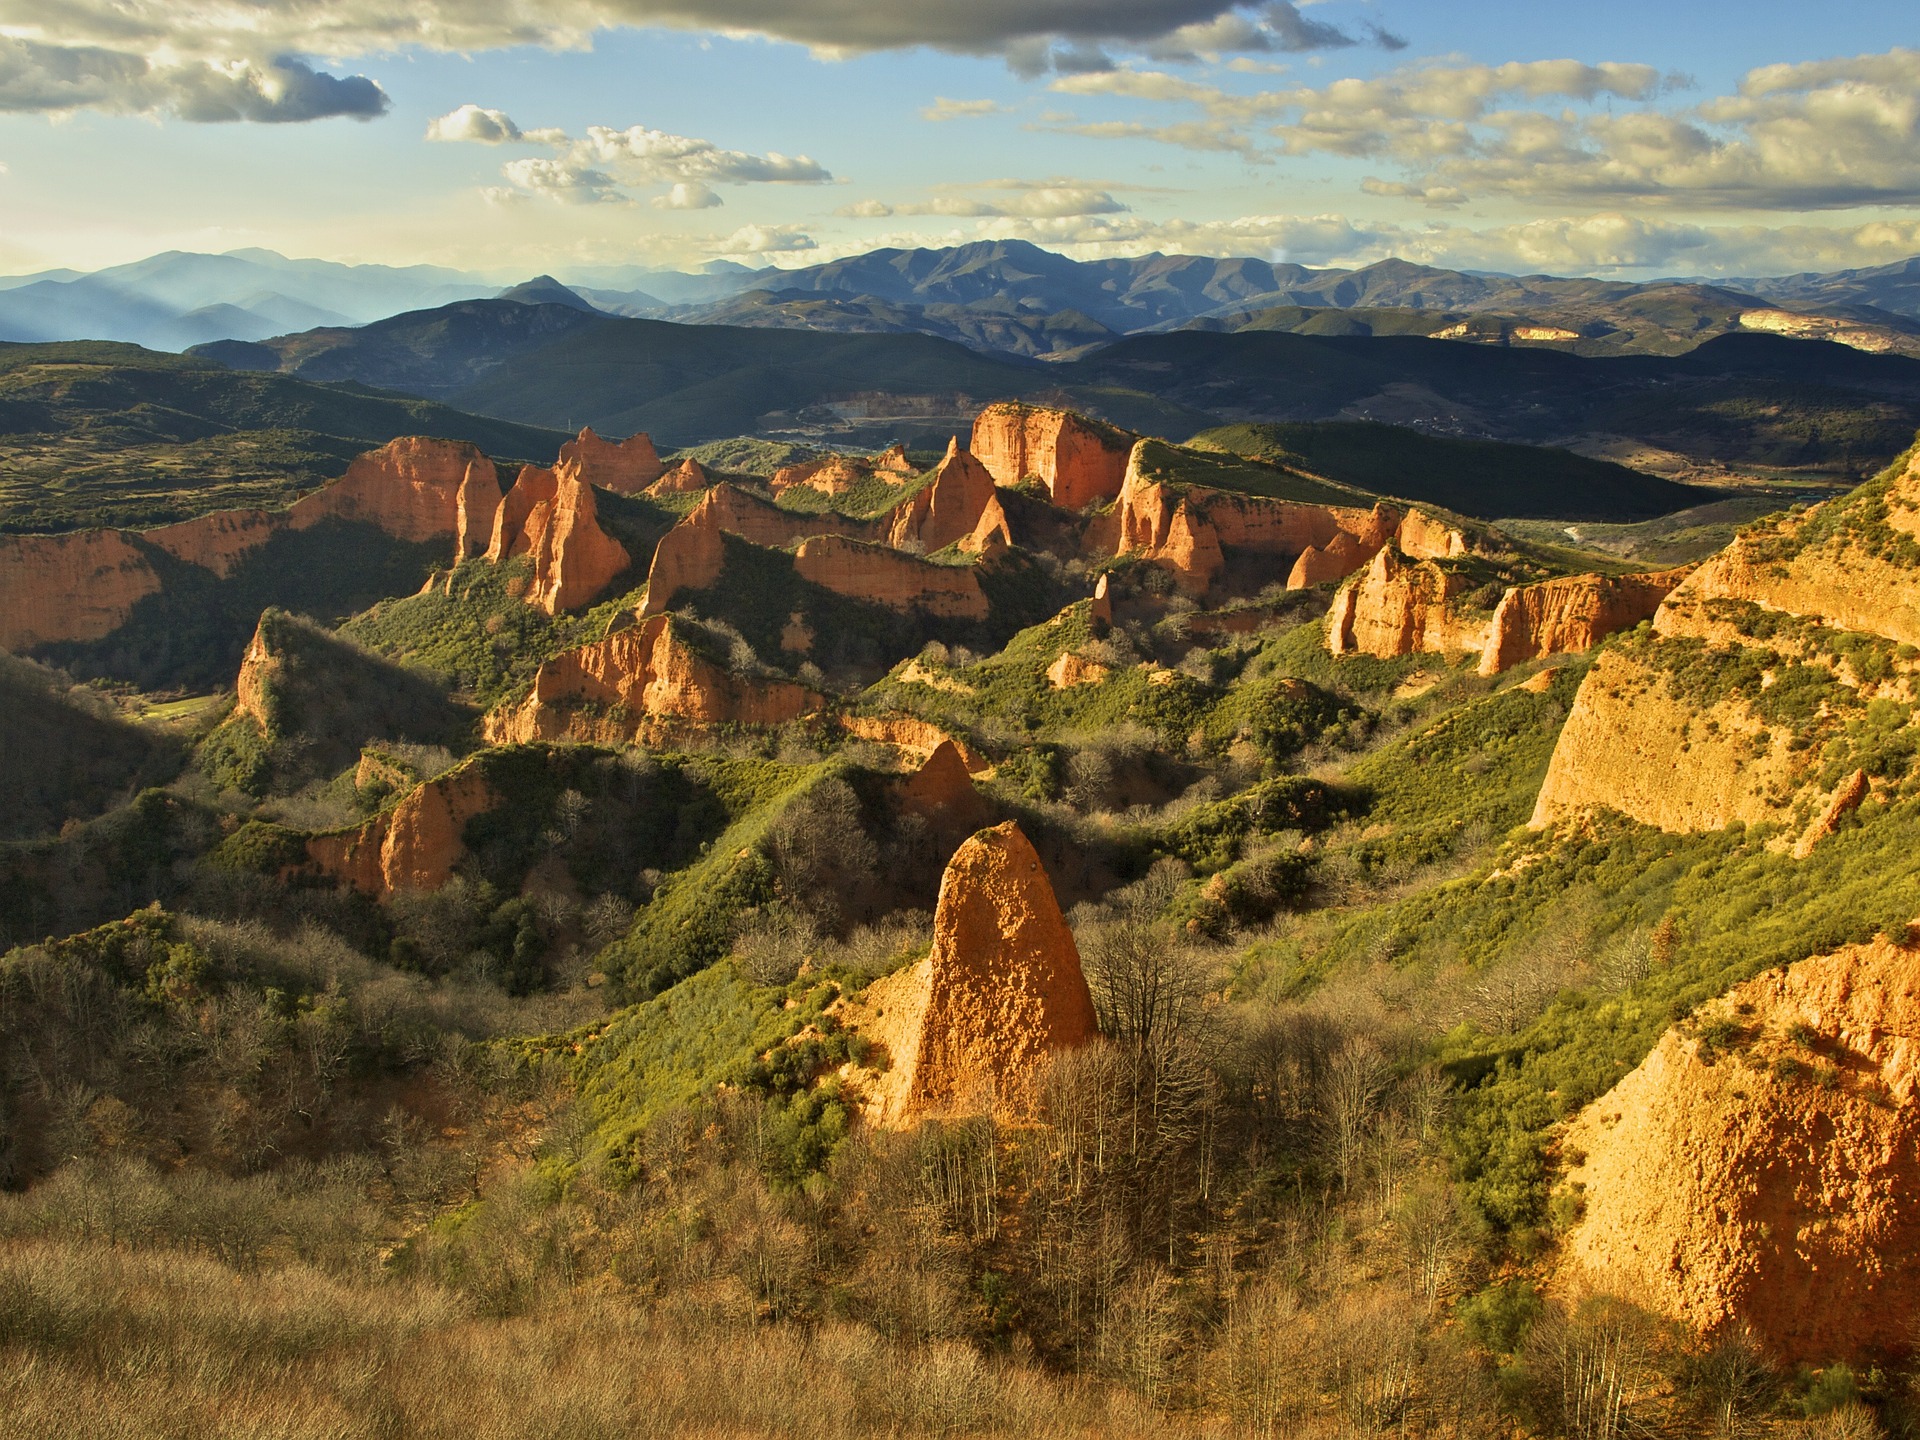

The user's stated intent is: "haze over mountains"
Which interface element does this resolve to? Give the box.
[10,239,1920,362]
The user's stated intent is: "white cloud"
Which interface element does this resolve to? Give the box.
[921,97,1008,122]
[500,157,623,205]
[583,126,831,184]
[0,40,388,122]
[836,199,895,218]
[652,181,723,209]
[0,0,1379,114]
[1047,48,1920,209]
[711,224,817,256]
[426,104,521,144]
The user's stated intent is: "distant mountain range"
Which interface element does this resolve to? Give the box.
[11,240,1920,362]
[191,292,1920,488]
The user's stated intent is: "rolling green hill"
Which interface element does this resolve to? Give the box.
[0,340,569,534]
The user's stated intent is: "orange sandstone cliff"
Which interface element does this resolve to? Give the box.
[639,493,728,618]
[1327,546,1487,659]
[0,529,164,651]
[287,436,499,545]
[1478,568,1691,676]
[520,467,631,615]
[792,535,989,620]
[483,613,821,745]
[886,440,1003,554]
[557,427,664,495]
[1560,930,1920,1363]
[970,403,1133,510]
[842,821,1099,1125]
[1533,447,1920,833]
[305,764,499,897]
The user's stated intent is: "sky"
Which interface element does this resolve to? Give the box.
[1,1,1918,281]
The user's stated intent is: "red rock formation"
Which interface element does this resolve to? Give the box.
[520,467,631,614]
[1477,567,1691,676]
[1046,651,1110,688]
[646,457,710,497]
[1286,530,1372,589]
[455,464,503,559]
[1089,573,1113,627]
[483,614,820,744]
[886,440,1001,554]
[793,535,989,619]
[1792,768,1871,859]
[970,403,1133,510]
[144,508,279,578]
[558,427,664,494]
[233,617,277,727]
[839,714,990,774]
[305,765,498,897]
[639,494,727,617]
[485,464,559,562]
[773,444,914,498]
[1561,930,1920,1364]
[0,529,163,651]
[892,740,989,829]
[848,821,1098,1125]
[1327,546,1486,658]
[288,436,495,545]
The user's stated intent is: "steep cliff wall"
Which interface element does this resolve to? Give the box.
[482,613,820,744]
[0,529,163,651]
[1532,445,1920,834]
[792,535,989,620]
[971,403,1133,510]
[1561,931,1920,1363]
[1479,568,1692,676]
[520,468,631,615]
[638,495,727,618]
[287,436,496,545]
[1327,546,1488,659]
[143,508,280,578]
[305,764,498,897]
[646,456,710,497]
[558,426,664,494]
[886,440,1001,554]
[485,464,558,563]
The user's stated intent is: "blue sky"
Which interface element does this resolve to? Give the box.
[1,1,1917,279]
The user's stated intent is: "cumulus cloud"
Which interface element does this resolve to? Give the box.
[479,120,832,205]
[711,224,818,256]
[427,104,535,144]
[0,39,387,122]
[0,0,1382,114]
[1048,48,1920,209]
[921,97,1008,122]
[653,181,723,209]
[837,199,896,218]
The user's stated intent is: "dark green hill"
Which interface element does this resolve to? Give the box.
[0,654,185,840]
[1193,421,1715,521]
[0,340,568,534]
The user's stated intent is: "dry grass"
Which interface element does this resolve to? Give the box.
[0,1238,1192,1440]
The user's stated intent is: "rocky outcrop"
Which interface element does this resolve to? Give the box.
[842,821,1099,1125]
[1327,546,1487,658]
[288,437,497,545]
[639,495,727,617]
[891,741,989,830]
[886,440,1001,554]
[305,764,498,897]
[971,403,1133,510]
[839,713,990,774]
[793,536,989,620]
[1286,531,1372,589]
[1477,568,1691,676]
[1793,769,1871,859]
[1046,651,1110,688]
[482,613,820,744]
[1530,648,1800,832]
[1533,445,1920,834]
[520,468,631,615]
[772,444,914,498]
[485,464,559,562]
[1561,930,1920,1364]
[646,457,710,497]
[1089,573,1113,627]
[0,529,163,650]
[558,427,664,494]
[233,616,279,728]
